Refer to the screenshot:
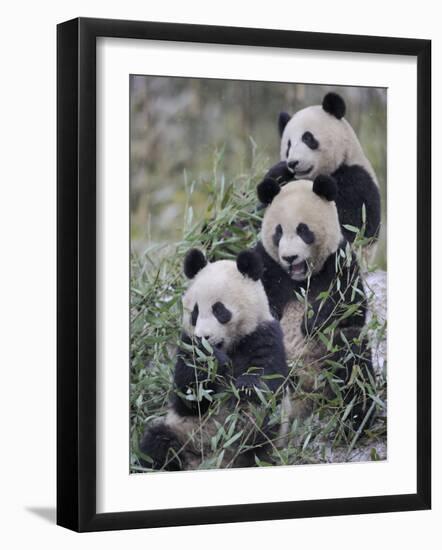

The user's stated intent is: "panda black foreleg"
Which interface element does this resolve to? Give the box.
[172,336,230,416]
[327,328,376,431]
[332,164,381,242]
[139,338,231,471]
[301,248,367,339]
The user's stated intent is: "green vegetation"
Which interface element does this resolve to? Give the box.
[130,154,387,472]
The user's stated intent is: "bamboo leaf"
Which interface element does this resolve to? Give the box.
[223,430,244,449]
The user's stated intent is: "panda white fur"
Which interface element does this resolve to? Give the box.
[139,249,288,470]
[258,92,381,249]
[255,176,375,428]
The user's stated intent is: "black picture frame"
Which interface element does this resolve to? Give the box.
[57,17,431,532]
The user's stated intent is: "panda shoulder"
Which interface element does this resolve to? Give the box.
[239,318,284,352]
[333,163,376,187]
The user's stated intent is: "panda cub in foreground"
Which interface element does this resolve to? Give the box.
[255,176,375,428]
[139,249,288,471]
[258,92,381,249]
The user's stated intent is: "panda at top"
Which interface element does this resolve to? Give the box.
[259,92,381,251]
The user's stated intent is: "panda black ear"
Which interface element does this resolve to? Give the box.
[278,111,291,136]
[237,250,263,281]
[313,175,337,202]
[257,178,281,205]
[322,92,346,119]
[184,248,207,279]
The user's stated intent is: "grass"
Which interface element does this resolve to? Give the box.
[130,151,387,472]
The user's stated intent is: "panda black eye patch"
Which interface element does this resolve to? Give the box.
[272,224,283,247]
[302,131,319,150]
[297,223,315,245]
[191,303,199,326]
[286,139,291,158]
[212,302,232,324]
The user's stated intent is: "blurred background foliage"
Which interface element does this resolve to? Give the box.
[130,76,386,264]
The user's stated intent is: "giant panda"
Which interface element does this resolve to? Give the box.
[139,248,288,471]
[255,175,375,430]
[258,92,381,253]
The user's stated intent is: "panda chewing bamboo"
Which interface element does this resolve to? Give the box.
[139,249,288,471]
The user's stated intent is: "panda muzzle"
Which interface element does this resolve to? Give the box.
[289,260,307,276]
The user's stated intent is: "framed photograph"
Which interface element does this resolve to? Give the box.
[57,17,431,532]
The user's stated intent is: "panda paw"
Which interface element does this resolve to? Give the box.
[256,160,293,205]
[235,374,260,398]
[257,161,293,205]
[139,422,183,471]
[264,160,293,183]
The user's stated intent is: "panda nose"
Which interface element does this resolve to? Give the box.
[282,255,298,264]
[194,327,210,339]
[196,332,211,341]
[287,160,299,171]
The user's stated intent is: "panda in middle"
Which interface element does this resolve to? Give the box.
[139,249,288,471]
[255,175,375,429]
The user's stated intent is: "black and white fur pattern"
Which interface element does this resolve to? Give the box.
[255,177,375,429]
[139,249,288,470]
[258,93,381,250]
